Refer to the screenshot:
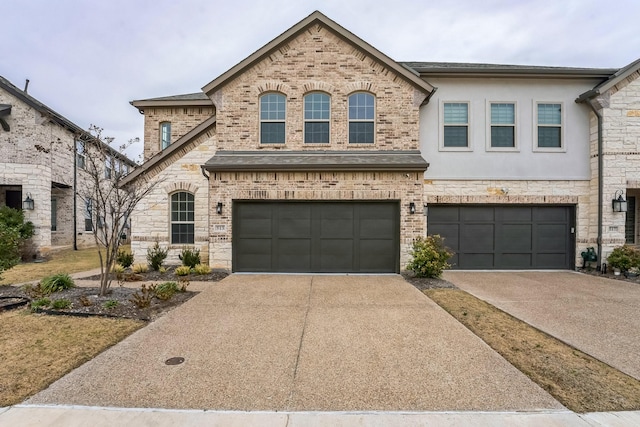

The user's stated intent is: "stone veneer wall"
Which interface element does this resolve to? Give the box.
[142,107,215,161]
[424,179,592,267]
[588,71,640,260]
[210,23,427,151]
[130,129,215,265]
[208,171,425,270]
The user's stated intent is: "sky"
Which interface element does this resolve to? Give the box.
[2,0,639,161]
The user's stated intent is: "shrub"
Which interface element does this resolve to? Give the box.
[193,264,211,275]
[23,282,46,299]
[30,298,51,311]
[175,266,192,276]
[51,298,71,309]
[132,263,148,274]
[179,247,201,268]
[0,206,35,279]
[159,266,167,274]
[147,241,168,271]
[40,273,75,294]
[103,300,119,309]
[155,281,179,301]
[607,245,640,272]
[116,250,134,268]
[406,235,454,278]
[178,278,189,292]
[112,264,125,274]
[130,284,154,308]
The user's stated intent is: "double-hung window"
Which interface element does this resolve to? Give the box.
[348,93,375,144]
[160,122,171,150]
[443,102,469,148]
[85,198,93,232]
[537,103,562,149]
[51,198,57,231]
[105,156,112,179]
[76,140,86,169]
[171,192,194,244]
[260,93,286,144]
[490,103,516,149]
[304,93,330,143]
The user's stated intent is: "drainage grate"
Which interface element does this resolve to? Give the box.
[165,357,185,365]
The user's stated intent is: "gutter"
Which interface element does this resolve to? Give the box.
[73,136,78,251]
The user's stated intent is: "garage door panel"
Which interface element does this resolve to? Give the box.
[360,218,396,239]
[460,253,494,269]
[359,239,396,271]
[276,239,311,271]
[462,207,494,222]
[461,224,494,252]
[428,205,574,270]
[500,253,532,269]
[235,239,272,271]
[500,207,532,221]
[501,224,532,251]
[278,205,312,238]
[319,239,354,271]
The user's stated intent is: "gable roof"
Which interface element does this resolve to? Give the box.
[202,10,434,97]
[0,75,136,167]
[576,57,640,102]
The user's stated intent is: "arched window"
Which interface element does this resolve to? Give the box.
[170,192,194,244]
[260,93,286,144]
[304,92,330,143]
[160,122,171,149]
[348,93,375,144]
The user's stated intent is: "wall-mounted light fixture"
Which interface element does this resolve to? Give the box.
[216,202,223,215]
[409,202,416,215]
[22,193,34,210]
[612,190,628,213]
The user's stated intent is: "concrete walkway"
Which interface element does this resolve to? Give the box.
[443,270,640,380]
[26,274,559,411]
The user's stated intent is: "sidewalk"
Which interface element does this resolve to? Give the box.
[2,405,640,426]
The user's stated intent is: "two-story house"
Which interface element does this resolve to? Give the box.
[122,11,638,272]
[0,76,136,258]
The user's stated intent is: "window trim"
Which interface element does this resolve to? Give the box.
[486,101,518,152]
[534,101,565,152]
[440,101,472,151]
[160,122,171,150]
[169,191,195,245]
[259,92,286,145]
[303,92,331,144]
[348,92,376,145]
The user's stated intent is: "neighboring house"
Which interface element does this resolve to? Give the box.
[122,11,638,271]
[0,76,136,257]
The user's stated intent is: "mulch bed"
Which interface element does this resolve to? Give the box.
[0,267,229,321]
[400,272,458,290]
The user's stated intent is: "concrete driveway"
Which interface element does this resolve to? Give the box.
[444,271,640,380]
[27,274,561,411]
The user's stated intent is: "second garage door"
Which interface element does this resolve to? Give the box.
[428,205,575,269]
[233,201,400,273]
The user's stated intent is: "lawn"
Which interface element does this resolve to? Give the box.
[0,309,142,406]
[0,247,108,285]
[426,288,640,413]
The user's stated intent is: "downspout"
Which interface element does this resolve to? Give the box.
[585,100,603,270]
[73,136,78,250]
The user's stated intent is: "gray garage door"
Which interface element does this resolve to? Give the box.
[233,201,399,273]
[427,205,574,269]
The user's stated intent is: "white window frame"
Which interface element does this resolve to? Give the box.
[486,101,518,152]
[348,92,376,144]
[259,93,286,144]
[303,92,331,144]
[533,101,565,152]
[105,156,112,179]
[84,198,93,232]
[440,101,472,151]
[160,122,171,150]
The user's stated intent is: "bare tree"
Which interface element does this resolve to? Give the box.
[78,125,160,296]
